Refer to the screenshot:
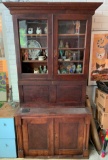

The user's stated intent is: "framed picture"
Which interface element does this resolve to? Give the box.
[88,31,108,85]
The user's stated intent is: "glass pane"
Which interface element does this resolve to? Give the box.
[58,20,86,34]
[58,20,86,75]
[19,20,48,74]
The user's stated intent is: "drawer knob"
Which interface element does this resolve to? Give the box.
[4,123,6,126]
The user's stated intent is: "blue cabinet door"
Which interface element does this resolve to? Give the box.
[0,118,15,138]
[0,139,17,157]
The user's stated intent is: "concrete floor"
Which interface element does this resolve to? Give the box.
[89,144,108,160]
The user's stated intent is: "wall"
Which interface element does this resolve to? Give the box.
[0,0,108,102]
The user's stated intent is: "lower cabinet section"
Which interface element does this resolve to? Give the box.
[15,107,91,158]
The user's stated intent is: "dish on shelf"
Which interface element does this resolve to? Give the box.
[27,40,41,48]
[58,59,63,61]
[28,49,41,60]
[27,40,41,60]
[64,59,70,61]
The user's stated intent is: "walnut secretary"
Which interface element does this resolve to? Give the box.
[4,2,102,158]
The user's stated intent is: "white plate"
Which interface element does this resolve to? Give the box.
[64,59,70,61]
[27,40,41,60]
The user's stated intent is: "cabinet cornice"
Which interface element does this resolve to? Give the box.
[3,2,102,15]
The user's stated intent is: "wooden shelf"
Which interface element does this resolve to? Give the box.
[22,60,47,63]
[25,34,47,37]
[58,48,85,50]
[20,47,47,50]
[59,73,83,75]
[58,60,83,62]
[59,34,85,37]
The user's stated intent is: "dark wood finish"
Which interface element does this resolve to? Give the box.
[22,117,54,156]
[15,107,91,158]
[15,116,24,157]
[4,2,102,158]
[18,80,86,106]
[54,118,84,155]
[3,2,102,14]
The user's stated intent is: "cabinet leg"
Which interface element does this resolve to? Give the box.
[18,149,24,158]
[83,149,89,158]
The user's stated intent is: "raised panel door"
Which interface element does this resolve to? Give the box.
[22,117,54,156]
[54,117,84,155]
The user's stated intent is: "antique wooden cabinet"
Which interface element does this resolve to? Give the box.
[4,2,102,158]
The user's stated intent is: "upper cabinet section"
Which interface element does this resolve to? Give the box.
[4,2,102,81]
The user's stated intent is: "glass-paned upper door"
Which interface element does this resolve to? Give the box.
[53,15,88,80]
[18,18,50,77]
[58,20,86,75]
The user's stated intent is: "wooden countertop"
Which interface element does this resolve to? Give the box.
[16,107,91,117]
[0,102,19,118]
[0,102,91,118]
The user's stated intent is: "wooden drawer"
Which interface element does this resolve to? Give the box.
[0,138,17,158]
[0,118,15,138]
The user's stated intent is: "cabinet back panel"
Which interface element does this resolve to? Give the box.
[22,83,85,105]
[23,86,49,102]
[57,86,82,104]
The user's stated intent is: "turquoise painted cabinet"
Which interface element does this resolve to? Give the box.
[0,118,17,158]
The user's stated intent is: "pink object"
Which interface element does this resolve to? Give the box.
[101,152,105,158]
[106,129,108,134]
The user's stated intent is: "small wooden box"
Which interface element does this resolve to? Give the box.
[95,88,108,113]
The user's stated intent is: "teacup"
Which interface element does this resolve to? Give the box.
[38,56,45,61]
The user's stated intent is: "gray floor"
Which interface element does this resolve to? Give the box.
[89,143,108,160]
